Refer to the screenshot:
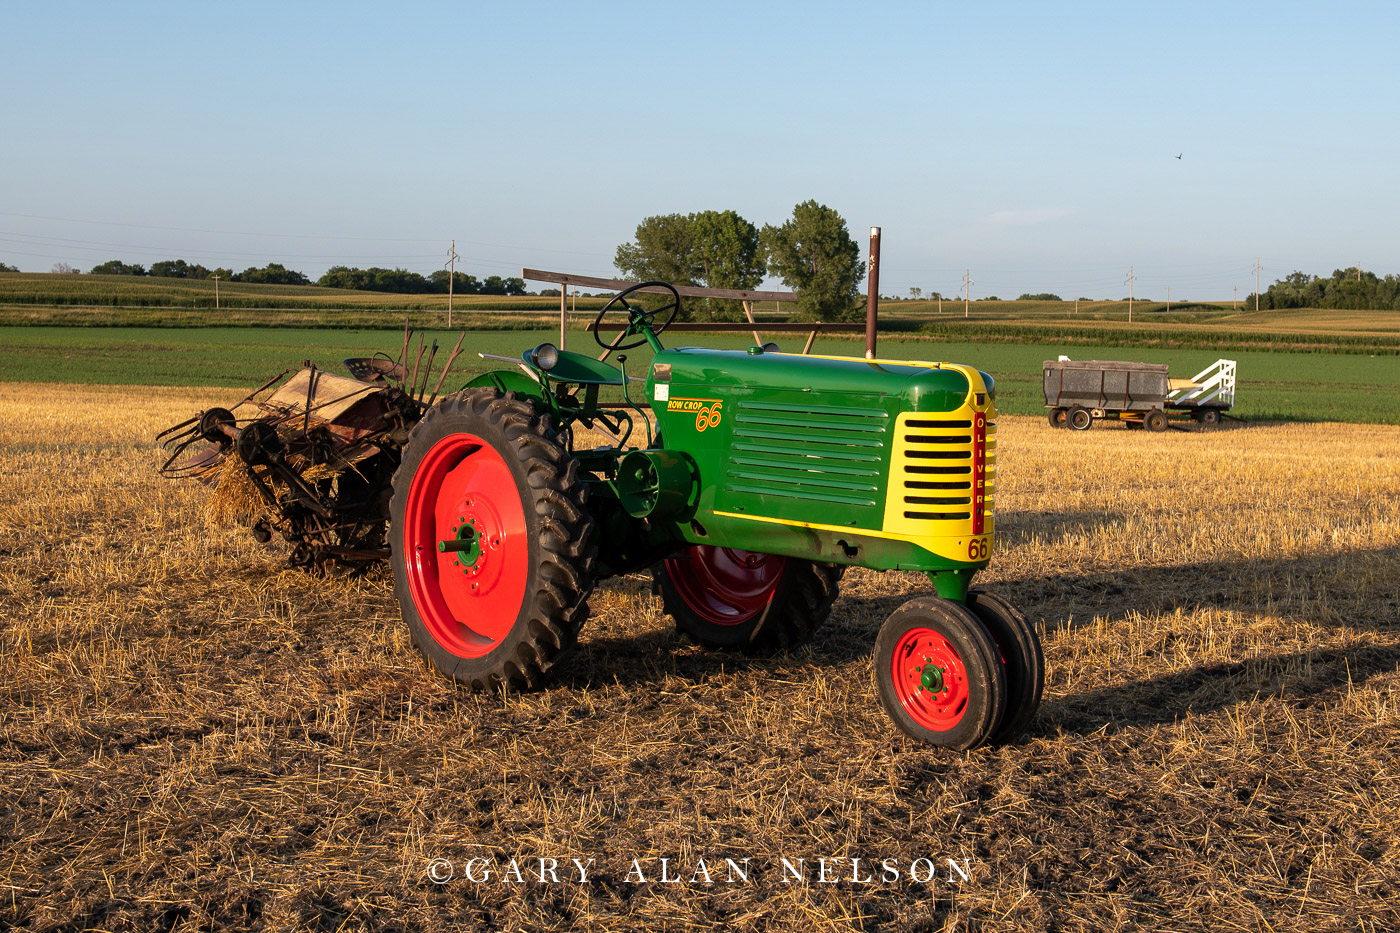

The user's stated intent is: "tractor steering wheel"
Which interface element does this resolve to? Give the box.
[592,281,682,353]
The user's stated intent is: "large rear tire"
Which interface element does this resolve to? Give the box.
[875,597,1007,750]
[390,389,596,690]
[653,546,843,654]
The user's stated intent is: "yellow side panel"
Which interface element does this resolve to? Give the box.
[880,366,997,564]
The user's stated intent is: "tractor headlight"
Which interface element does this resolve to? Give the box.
[980,371,996,402]
[532,343,560,372]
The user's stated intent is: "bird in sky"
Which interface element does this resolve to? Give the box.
[1175,153,1183,159]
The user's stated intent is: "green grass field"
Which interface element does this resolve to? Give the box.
[1,325,1394,424]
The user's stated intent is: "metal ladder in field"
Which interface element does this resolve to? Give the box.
[1167,358,1236,407]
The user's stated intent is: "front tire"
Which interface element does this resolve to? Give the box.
[390,389,596,690]
[1068,406,1093,431]
[966,589,1044,743]
[653,546,843,654]
[875,597,1007,750]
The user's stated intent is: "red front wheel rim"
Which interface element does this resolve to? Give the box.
[403,433,527,658]
[891,628,970,731]
[663,546,786,626]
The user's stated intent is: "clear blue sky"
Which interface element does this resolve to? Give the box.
[3,1,1396,300]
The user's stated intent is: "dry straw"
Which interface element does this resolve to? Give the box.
[1,384,1397,931]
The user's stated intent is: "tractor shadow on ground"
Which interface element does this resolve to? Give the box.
[1038,638,1400,737]
[996,509,1129,551]
[999,545,1400,634]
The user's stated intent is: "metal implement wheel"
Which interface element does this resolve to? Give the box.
[1195,407,1221,426]
[390,388,596,690]
[592,280,682,353]
[1047,408,1067,429]
[875,597,1007,750]
[1144,409,1168,432]
[966,589,1043,743]
[1067,405,1093,431]
[653,546,843,654]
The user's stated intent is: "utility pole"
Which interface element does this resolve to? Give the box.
[1166,285,1171,313]
[937,291,942,313]
[1074,296,1079,315]
[1125,266,1136,322]
[1253,258,1261,312]
[1233,285,1238,310]
[963,270,973,318]
[445,241,460,328]
[210,274,221,310]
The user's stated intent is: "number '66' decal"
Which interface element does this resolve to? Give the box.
[695,401,723,432]
[966,537,989,561]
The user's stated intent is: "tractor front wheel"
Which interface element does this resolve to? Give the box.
[1047,408,1067,429]
[653,546,843,654]
[390,389,596,690]
[1144,409,1168,432]
[875,597,1007,750]
[966,589,1043,743]
[1067,406,1094,431]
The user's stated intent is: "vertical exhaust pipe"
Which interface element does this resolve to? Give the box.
[865,226,881,359]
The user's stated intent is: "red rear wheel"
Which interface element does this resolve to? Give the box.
[390,390,595,690]
[654,546,842,654]
[662,546,786,626]
[401,433,527,658]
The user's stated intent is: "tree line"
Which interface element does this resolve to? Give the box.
[614,200,866,322]
[1249,268,1400,311]
[78,260,526,294]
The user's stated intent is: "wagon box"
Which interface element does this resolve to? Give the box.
[1044,357,1236,432]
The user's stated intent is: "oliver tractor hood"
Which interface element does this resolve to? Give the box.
[647,346,986,413]
[645,346,996,573]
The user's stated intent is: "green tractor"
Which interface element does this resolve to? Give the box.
[390,282,1043,750]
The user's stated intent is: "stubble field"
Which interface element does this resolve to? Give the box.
[1,385,1398,932]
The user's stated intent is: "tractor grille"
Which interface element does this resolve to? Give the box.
[723,400,889,507]
[896,415,995,532]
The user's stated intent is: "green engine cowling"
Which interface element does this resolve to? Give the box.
[642,346,997,600]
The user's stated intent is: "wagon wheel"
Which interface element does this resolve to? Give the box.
[875,597,1007,750]
[1047,408,1067,429]
[966,589,1043,743]
[653,546,843,654]
[1144,409,1168,432]
[390,388,597,690]
[1197,408,1221,426]
[593,280,682,353]
[1067,406,1094,431]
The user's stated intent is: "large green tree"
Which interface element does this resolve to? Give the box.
[761,201,865,322]
[614,210,766,320]
[689,210,764,322]
[614,213,701,286]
